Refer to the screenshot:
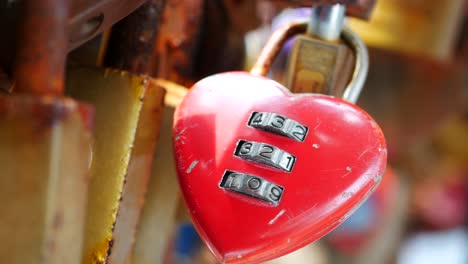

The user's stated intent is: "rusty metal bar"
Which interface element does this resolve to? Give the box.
[250,21,307,76]
[103,0,166,75]
[13,0,69,96]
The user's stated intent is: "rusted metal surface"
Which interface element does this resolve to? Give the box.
[0,94,93,264]
[270,0,376,19]
[1,0,375,81]
[154,0,259,86]
[0,0,147,72]
[153,0,204,86]
[69,0,145,49]
[104,0,167,75]
[251,21,307,76]
[193,0,257,80]
[13,0,69,96]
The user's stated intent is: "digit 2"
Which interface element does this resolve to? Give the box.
[292,125,307,141]
[259,145,274,159]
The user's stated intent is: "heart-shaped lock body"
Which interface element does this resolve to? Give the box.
[173,72,386,264]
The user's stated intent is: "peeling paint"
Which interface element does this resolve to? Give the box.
[186,160,199,173]
[342,166,353,178]
[312,143,320,149]
[357,146,373,160]
[313,121,322,130]
[342,191,353,198]
[178,127,187,135]
[268,209,286,225]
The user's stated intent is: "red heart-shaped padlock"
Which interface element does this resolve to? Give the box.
[173,72,386,264]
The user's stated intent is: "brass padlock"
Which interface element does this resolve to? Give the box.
[283,4,369,103]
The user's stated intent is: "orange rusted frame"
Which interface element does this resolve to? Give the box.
[104,0,166,75]
[251,21,307,77]
[13,0,69,96]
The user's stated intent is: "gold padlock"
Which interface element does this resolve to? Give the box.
[285,4,355,97]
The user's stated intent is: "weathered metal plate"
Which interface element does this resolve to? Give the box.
[131,83,189,264]
[107,79,166,264]
[66,67,149,264]
[0,95,93,264]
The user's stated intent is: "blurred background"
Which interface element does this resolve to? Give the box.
[0,0,466,264]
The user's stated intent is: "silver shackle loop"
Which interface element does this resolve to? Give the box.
[340,26,369,104]
[307,4,368,103]
[308,4,346,41]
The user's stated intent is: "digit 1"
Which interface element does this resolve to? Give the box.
[286,156,293,169]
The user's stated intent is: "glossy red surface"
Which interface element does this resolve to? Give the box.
[173,72,387,264]
[327,166,399,255]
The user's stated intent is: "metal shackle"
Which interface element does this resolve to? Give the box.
[250,21,369,104]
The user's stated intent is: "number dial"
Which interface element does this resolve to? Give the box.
[220,171,284,206]
[235,140,296,172]
[249,112,309,142]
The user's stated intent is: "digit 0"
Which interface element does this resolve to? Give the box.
[247,177,262,190]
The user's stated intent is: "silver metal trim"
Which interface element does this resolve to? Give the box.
[341,26,369,104]
[307,4,346,41]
